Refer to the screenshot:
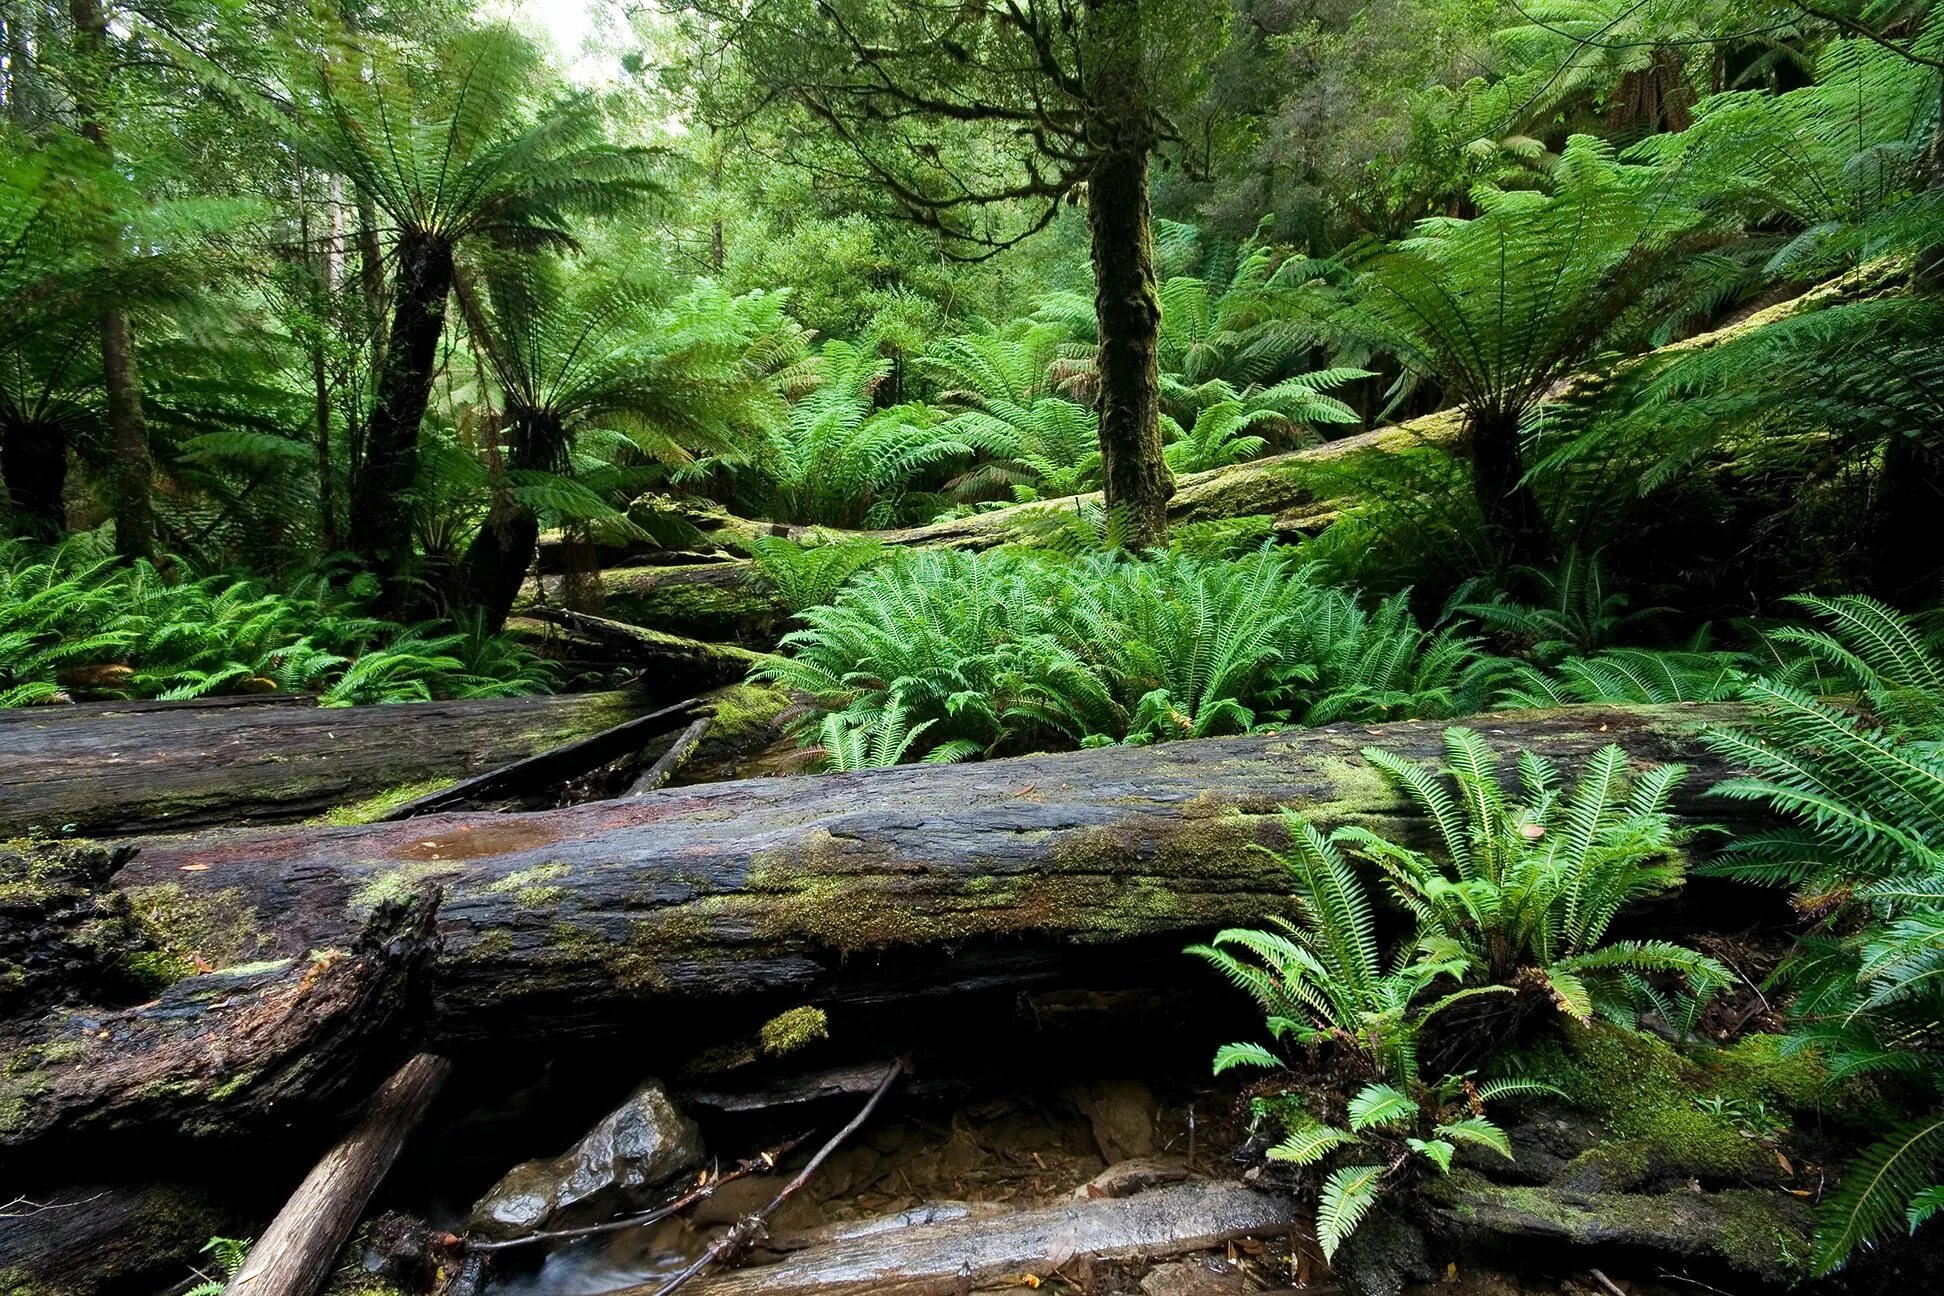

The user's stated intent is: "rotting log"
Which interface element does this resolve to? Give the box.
[374,697,705,820]
[0,691,653,839]
[0,896,437,1149]
[524,607,764,689]
[647,1180,1298,1296]
[223,1053,452,1296]
[111,704,1747,1048]
[591,415,1458,641]
[0,1181,239,1296]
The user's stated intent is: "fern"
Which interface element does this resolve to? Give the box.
[1316,1164,1386,1260]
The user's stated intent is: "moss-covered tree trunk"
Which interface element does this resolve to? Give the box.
[111,702,1747,1047]
[1084,0,1173,552]
[461,409,558,630]
[349,230,453,594]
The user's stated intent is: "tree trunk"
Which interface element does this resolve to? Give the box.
[460,409,558,630]
[349,230,453,590]
[1086,146,1174,551]
[69,0,155,563]
[113,702,1749,1046]
[1467,405,1554,570]
[1,416,67,537]
[1874,430,1944,605]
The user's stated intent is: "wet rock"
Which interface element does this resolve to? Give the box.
[1333,1202,1435,1296]
[1072,1158,1191,1200]
[1139,1256,1248,1295]
[468,1078,704,1240]
[1068,1078,1159,1163]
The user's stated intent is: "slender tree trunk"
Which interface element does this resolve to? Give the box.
[460,410,552,630]
[1086,148,1173,550]
[69,0,155,563]
[301,191,339,554]
[348,231,452,589]
[1,417,67,536]
[1467,406,1553,570]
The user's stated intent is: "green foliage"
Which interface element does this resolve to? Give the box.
[746,534,890,615]
[1703,596,1944,1271]
[1344,727,1729,1025]
[0,540,550,708]
[184,1235,251,1296]
[760,546,1494,761]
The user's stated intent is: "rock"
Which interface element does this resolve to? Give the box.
[1072,1158,1191,1200]
[468,1079,705,1240]
[1333,1203,1435,1296]
[1068,1078,1159,1163]
[1139,1257,1248,1295]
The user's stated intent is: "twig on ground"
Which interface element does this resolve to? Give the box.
[649,1060,906,1296]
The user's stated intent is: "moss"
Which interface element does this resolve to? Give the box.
[119,948,199,993]
[760,1006,829,1056]
[1532,1021,1772,1185]
[701,681,793,742]
[316,779,453,827]
[487,862,571,909]
[346,862,465,919]
[124,882,273,971]
[1440,1173,1809,1279]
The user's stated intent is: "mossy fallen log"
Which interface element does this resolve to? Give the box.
[0,690,651,839]
[591,414,1460,641]
[109,704,1744,1050]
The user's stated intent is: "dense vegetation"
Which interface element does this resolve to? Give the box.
[3,0,1943,1286]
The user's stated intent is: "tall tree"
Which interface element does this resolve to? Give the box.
[688,0,1233,549]
[66,0,155,560]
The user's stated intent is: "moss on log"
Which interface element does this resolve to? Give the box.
[111,704,1744,1047]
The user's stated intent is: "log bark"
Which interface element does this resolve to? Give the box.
[0,1182,239,1296]
[0,895,437,1149]
[525,606,763,689]
[113,704,1746,1046]
[223,1053,452,1296]
[629,716,714,795]
[651,1180,1297,1296]
[0,690,650,838]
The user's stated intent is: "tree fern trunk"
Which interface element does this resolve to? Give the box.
[1467,406,1553,570]
[1,417,66,538]
[349,230,452,594]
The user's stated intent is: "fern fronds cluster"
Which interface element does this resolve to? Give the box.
[0,540,551,708]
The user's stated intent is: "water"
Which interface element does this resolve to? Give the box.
[480,1216,706,1296]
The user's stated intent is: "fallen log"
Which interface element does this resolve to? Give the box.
[0,690,652,839]
[647,1180,1298,1296]
[0,895,437,1149]
[525,607,763,689]
[593,414,1458,641]
[0,1182,240,1296]
[224,1053,452,1296]
[374,697,705,820]
[112,704,1745,1048]
[629,716,714,795]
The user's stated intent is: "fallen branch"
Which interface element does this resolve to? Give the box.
[629,716,714,796]
[225,1053,453,1296]
[649,1061,905,1296]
